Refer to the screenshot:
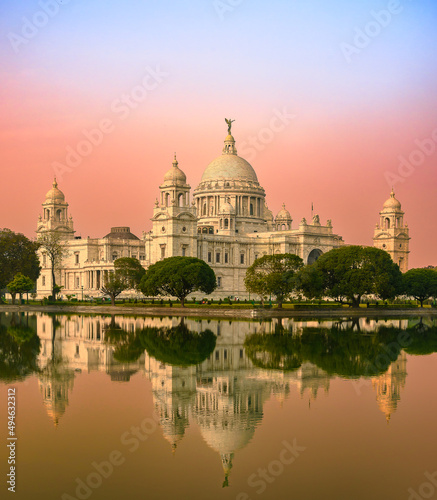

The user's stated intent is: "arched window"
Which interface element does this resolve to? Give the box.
[56,209,62,221]
[203,204,207,215]
[307,249,323,265]
[224,219,229,229]
[250,204,254,215]
[385,218,390,229]
[165,193,170,206]
[178,193,184,207]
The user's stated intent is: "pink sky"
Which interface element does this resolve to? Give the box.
[1,0,436,268]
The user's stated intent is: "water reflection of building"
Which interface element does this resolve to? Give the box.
[143,319,333,486]
[35,314,146,426]
[371,352,407,423]
[32,314,411,475]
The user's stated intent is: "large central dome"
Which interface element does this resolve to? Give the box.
[200,133,258,183]
[201,155,258,182]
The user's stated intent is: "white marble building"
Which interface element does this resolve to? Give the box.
[35,125,408,299]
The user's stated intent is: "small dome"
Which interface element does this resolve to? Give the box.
[383,189,401,211]
[220,198,236,214]
[225,134,235,142]
[275,203,292,220]
[163,154,187,184]
[103,227,139,240]
[45,178,65,202]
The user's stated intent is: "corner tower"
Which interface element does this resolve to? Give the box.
[37,179,75,239]
[373,189,410,272]
[150,155,197,260]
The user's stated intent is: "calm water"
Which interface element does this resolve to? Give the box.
[1,312,437,500]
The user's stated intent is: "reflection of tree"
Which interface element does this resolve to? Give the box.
[0,313,40,382]
[404,325,437,356]
[139,321,216,366]
[244,325,404,377]
[104,318,144,363]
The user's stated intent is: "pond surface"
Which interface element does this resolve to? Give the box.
[0,312,437,500]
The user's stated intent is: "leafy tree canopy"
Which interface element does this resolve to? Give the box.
[0,229,40,290]
[244,253,304,307]
[403,268,437,307]
[297,246,403,307]
[114,257,146,290]
[7,273,35,303]
[101,271,128,305]
[140,257,216,306]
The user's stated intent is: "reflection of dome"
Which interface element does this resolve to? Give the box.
[45,179,65,203]
[163,155,187,184]
[200,425,255,455]
[275,203,291,220]
[382,189,401,211]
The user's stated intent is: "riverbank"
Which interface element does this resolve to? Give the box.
[1,304,436,319]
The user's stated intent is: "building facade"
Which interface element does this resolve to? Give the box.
[35,125,408,299]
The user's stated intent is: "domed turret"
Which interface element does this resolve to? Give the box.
[275,203,292,231]
[45,178,65,203]
[163,154,187,184]
[373,189,410,273]
[220,198,236,215]
[382,189,401,211]
[37,178,75,239]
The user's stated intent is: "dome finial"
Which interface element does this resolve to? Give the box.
[53,177,58,188]
[173,153,178,167]
[391,187,395,198]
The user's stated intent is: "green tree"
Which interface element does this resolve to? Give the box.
[114,257,146,290]
[244,254,304,307]
[101,271,128,306]
[38,232,69,299]
[403,268,437,307]
[0,229,40,294]
[7,273,34,305]
[300,246,403,307]
[139,257,216,307]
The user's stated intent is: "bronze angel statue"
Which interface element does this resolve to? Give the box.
[225,118,235,134]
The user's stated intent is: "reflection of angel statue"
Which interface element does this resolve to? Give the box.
[225,118,235,134]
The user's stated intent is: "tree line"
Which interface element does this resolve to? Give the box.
[244,246,437,308]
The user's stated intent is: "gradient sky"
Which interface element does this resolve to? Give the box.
[1,0,436,267]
